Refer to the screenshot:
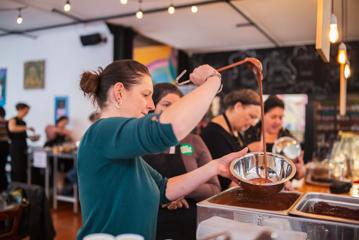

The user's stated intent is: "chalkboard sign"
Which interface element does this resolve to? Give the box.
[190,42,359,96]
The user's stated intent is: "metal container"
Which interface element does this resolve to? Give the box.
[230,152,296,196]
[290,192,359,225]
[197,190,359,240]
[202,187,302,215]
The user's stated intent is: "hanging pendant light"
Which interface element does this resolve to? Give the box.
[191,5,198,13]
[136,0,143,19]
[64,0,71,12]
[337,42,347,64]
[344,61,351,78]
[120,0,128,4]
[329,14,339,43]
[136,9,143,19]
[168,4,175,14]
[16,8,23,24]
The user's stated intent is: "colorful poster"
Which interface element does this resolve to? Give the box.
[54,96,69,123]
[134,45,177,84]
[0,68,6,106]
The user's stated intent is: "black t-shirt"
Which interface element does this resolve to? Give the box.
[8,117,27,147]
[201,122,243,190]
[243,121,293,152]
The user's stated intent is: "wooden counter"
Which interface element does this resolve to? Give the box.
[298,181,359,198]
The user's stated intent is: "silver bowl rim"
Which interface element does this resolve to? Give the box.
[230,152,296,186]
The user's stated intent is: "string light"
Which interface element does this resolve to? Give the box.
[16,8,23,24]
[136,9,143,19]
[168,4,175,14]
[344,61,351,79]
[191,5,198,13]
[329,14,339,43]
[136,0,143,19]
[120,0,128,4]
[64,0,71,12]
[337,42,347,64]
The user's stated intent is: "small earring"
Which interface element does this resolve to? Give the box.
[115,99,122,109]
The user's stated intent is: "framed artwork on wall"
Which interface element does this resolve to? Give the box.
[54,96,69,123]
[0,68,6,106]
[24,60,45,89]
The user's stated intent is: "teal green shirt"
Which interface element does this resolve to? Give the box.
[77,114,178,240]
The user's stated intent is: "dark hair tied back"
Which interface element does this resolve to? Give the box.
[80,68,102,104]
[80,60,150,108]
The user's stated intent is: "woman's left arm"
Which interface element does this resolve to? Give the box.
[165,148,247,201]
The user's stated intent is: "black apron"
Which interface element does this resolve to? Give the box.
[8,117,28,183]
[143,145,197,240]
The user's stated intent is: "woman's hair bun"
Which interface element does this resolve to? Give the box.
[80,68,103,94]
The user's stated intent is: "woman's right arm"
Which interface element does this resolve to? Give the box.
[160,65,221,141]
[8,119,27,133]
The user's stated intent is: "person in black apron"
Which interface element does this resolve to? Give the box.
[0,107,9,191]
[44,116,72,147]
[143,83,220,240]
[201,89,261,190]
[8,102,34,183]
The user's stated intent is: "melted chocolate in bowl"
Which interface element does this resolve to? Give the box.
[249,178,273,184]
[306,202,359,221]
[208,188,300,211]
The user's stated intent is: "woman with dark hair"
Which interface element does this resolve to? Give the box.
[201,89,261,190]
[44,116,72,147]
[0,106,9,191]
[143,83,220,240]
[8,102,34,182]
[244,95,305,182]
[77,60,247,240]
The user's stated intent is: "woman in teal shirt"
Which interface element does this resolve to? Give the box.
[77,60,247,240]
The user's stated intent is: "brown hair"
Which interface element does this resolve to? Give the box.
[15,102,30,111]
[264,95,284,113]
[223,89,260,109]
[152,83,183,106]
[80,60,150,108]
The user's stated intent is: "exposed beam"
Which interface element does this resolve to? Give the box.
[226,0,280,47]
[51,8,84,22]
[0,27,37,39]
[235,23,253,28]
[0,0,225,37]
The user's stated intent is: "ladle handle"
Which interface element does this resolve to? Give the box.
[176,57,263,86]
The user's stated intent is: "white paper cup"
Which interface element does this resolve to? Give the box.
[83,233,115,240]
[115,234,144,240]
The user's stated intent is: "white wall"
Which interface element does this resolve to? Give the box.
[0,22,113,145]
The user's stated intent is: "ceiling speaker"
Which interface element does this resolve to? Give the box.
[80,33,107,46]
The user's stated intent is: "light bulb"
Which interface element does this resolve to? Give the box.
[344,61,351,78]
[120,0,128,4]
[329,14,339,43]
[16,15,23,24]
[337,42,347,64]
[136,10,143,19]
[64,0,71,12]
[168,5,175,14]
[191,5,198,13]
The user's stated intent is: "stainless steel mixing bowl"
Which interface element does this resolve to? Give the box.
[272,136,301,160]
[230,152,296,196]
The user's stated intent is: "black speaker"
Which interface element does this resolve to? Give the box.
[80,33,106,46]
